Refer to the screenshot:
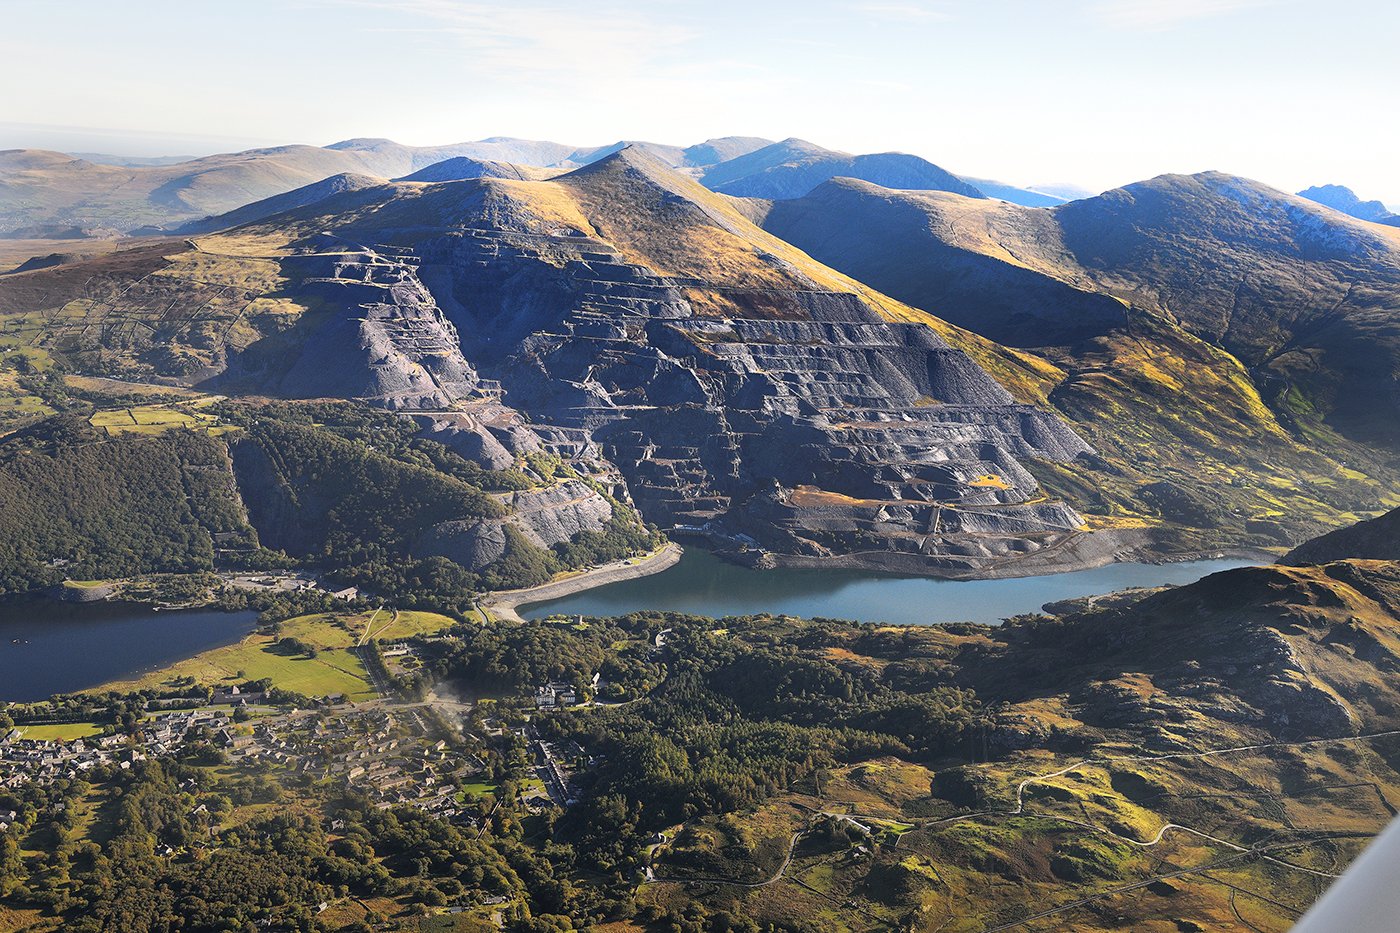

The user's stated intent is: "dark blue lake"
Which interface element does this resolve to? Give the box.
[0,600,258,702]
[521,549,1257,626]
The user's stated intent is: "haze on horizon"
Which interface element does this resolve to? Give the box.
[2,0,1397,206]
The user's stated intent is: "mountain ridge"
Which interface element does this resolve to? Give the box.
[1,134,991,235]
[1298,183,1400,226]
[0,147,1100,578]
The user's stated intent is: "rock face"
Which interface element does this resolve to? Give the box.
[212,147,1093,571]
[417,479,615,569]
[263,246,479,410]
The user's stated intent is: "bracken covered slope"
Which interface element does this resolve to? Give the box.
[629,515,1400,931]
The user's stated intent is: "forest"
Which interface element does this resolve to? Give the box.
[0,397,662,609]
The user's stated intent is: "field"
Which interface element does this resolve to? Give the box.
[88,396,233,436]
[279,609,458,648]
[18,722,104,741]
[101,616,376,700]
[96,610,457,700]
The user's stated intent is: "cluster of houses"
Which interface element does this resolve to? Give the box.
[0,709,234,790]
[225,707,486,821]
[533,682,579,709]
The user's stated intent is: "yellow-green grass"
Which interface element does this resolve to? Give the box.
[0,336,54,372]
[89,401,233,436]
[279,609,457,649]
[460,779,500,798]
[366,609,457,641]
[63,374,199,397]
[0,370,55,432]
[101,633,376,701]
[20,722,104,741]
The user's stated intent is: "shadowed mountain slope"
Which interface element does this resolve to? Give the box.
[175,172,387,234]
[757,173,1400,546]
[1284,506,1400,565]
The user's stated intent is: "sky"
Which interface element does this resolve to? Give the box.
[2,0,1397,205]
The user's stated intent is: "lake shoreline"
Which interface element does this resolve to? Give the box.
[481,543,685,623]
[744,537,1279,581]
[0,602,259,703]
[513,547,1264,627]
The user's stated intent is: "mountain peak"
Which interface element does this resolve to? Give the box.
[1298,183,1400,225]
[325,137,400,151]
[562,143,690,186]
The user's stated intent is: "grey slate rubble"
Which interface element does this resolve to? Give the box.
[220,148,1097,572]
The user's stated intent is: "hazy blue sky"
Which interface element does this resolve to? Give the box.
[2,0,1396,204]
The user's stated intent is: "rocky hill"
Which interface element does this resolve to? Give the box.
[0,147,1098,576]
[1283,505,1400,565]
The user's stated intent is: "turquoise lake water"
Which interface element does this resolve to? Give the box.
[521,548,1257,626]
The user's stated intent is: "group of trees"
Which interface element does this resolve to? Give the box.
[479,508,666,593]
[0,416,244,595]
[433,611,987,872]
[0,608,999,931]
[0,392,664,607]
[227,404,662,607]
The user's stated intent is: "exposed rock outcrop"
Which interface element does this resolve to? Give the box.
[417,479,615,568]
[211,147,1098,571]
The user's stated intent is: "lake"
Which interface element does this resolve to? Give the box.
[520,549,1258,626]
[0,600,258,702]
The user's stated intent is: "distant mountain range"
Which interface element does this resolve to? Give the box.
[758,171,1400,446]
[3,143,1399,579]
[0,134,1087,236]
[1297,183,1400,226]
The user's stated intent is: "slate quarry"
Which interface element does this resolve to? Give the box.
[212,149,1094,571]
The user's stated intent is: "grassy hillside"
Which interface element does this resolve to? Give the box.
[426,541,1400,931]
[760,174,1400,547]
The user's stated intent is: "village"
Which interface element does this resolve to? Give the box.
[0,670,591,832]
